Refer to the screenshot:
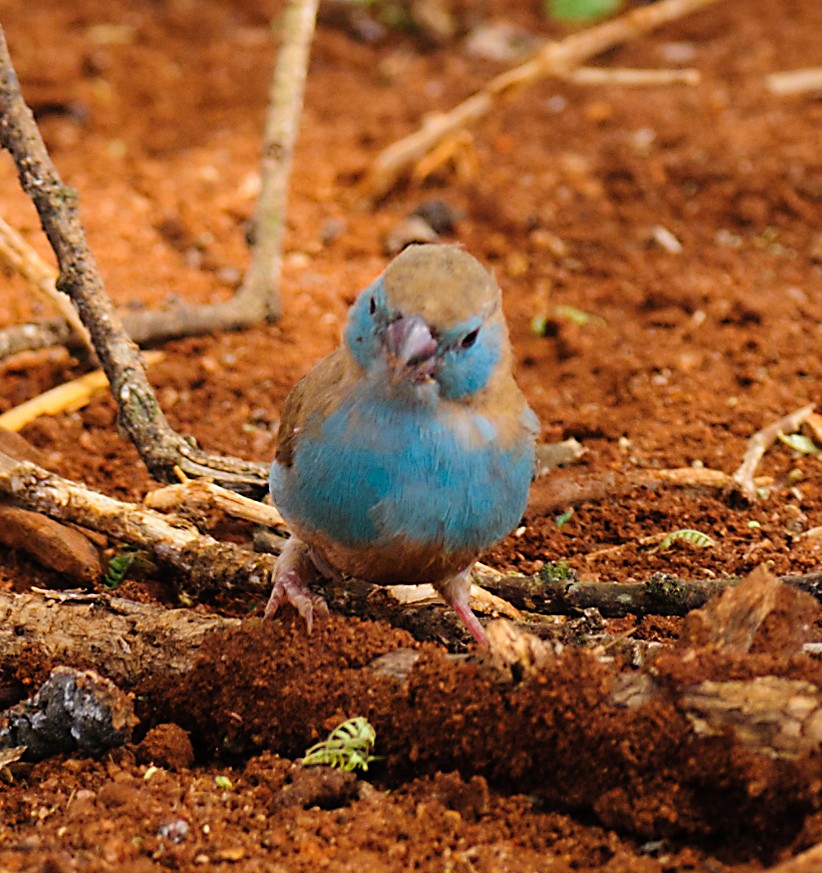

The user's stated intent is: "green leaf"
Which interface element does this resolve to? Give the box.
[302,717,378,772]
[103,551,137,589]
[546,0,622,23]
[777,432,819,455]
[555,508,574,528]
[657,529,715,551]
[553,304,605,327]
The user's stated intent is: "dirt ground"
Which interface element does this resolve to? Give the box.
[0,0,821,869]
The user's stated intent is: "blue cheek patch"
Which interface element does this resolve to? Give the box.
[345,278,387,369]
[437,322,502,399]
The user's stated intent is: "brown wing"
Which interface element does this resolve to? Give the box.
[275,347,355,468]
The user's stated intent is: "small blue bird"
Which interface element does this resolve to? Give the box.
[265,244,538,645]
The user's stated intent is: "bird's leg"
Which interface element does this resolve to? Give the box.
[435,566,489,647]
[264,535,330,631]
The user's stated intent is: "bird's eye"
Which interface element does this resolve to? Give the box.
[369,296,377,316]
[460,328,479,349]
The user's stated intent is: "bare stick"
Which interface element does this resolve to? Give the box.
[730,404,815,500]
[0,450,274,598]
[236,0,319,318]
[144,478,286,529]
[0,350,164,432]
[0,214,93,352]
[563,66,700,86]
[365,0,721,199]
[0,319,72,360]
[766,67,822,96]
[0,26,266,489]
[477,567,822,618]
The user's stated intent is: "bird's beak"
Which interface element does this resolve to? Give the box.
[382,315,438,383]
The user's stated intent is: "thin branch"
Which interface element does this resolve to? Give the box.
[0,214,93,353]
[765,67,822,96]
[364,0,722,199]
[0,318,72,360]
[236,0,319,319]
[730,404,815,501]
[0,25,266,489]
[477,567,822,618]
[144,478,286,529]
[563,66,700,86]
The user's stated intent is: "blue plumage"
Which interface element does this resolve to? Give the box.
[266,244,538,645]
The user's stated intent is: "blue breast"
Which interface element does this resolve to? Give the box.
[270,392,533,557]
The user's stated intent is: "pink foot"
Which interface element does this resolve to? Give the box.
[264,537,330,632]
[436,568,488,647]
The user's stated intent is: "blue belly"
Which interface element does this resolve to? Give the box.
[270,395,533,557]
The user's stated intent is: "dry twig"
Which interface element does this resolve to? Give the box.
[236,0,319,318]
[563,66,699,86]
[765,67,822,96]
[0,214,93,353]
[144,478,286,529]
[730,404,815,501]
[364,0,721,198]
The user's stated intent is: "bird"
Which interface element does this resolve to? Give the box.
[265,243,538,645]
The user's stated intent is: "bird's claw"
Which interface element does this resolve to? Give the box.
[264,572,330,631]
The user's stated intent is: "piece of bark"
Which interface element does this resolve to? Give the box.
[680,564,820,654]
[0,426,50,466]
[0,505,101,585]
[0,428,101,583]
[0,666,137,760]
[680,676,822,761]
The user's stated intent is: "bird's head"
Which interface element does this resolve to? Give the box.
[345,245,509,401]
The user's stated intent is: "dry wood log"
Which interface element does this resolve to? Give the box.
[0,591,238,685]
[2,569,821,766]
